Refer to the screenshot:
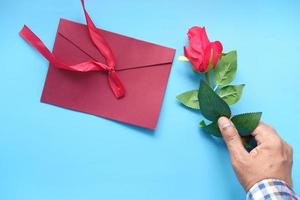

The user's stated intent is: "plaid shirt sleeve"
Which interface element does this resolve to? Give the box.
[246,179,299,200]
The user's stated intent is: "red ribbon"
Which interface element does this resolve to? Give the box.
[19,0,125,99]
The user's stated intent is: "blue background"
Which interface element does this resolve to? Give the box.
[0,0,299,199]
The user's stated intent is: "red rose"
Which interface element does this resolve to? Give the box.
[184,26,223,72]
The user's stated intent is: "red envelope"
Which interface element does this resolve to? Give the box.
[39,18,175,129]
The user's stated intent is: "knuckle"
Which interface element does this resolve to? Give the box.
[226,134,238,143]
[262,122,271,129]
[272,137,283,148]
[266,124,276,132]
[280,158,289,166]
[279,154,292,166]
[266,124,273,129]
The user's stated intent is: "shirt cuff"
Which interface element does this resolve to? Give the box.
[246,179,299,200]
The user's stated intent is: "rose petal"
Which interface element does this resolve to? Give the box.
[184,46,202,71]
[188,26,210,52]
[210,41,223,67]
[202,45,212,72]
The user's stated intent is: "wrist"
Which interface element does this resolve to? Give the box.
[246,179,298,200]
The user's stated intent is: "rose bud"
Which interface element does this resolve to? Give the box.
[184,26,223,72]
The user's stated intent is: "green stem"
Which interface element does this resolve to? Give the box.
[205,71,211,87]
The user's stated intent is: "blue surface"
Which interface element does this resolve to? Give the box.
[0,0,299,199]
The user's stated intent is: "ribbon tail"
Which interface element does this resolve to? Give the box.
[80,0,116,68]
[108,71,125,98]
[19,25,107,72]
[19,25,66,69]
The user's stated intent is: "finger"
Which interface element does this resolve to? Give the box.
[252,122,267,136]
[252,122,279,144]
[218,117,249,159]
[252,122,277,136]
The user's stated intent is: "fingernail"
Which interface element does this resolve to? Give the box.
[218,117,232,130]
[250,148,259,157]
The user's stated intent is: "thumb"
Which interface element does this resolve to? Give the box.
[218,117,249,159]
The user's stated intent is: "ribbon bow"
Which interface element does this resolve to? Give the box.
[19,0,125,99]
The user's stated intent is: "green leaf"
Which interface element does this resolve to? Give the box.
[199,120,222,137]
[241,136,257,151]
[198,80,231,121]
[214,51,237,87]
[199,120,206,127]
[200,120,259,149]
[218,84,245,105]
[176,90,200,110]
[231,112,262,136]
[200,118,260,150]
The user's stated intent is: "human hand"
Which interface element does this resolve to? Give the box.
[218,117,293,191]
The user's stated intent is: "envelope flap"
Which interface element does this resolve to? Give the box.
[58,18,175,71]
